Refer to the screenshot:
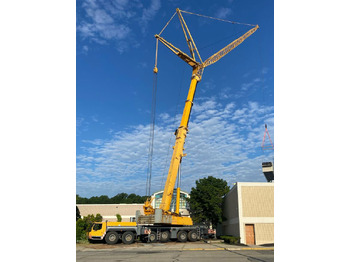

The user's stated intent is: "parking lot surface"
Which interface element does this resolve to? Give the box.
[77,241,274,262]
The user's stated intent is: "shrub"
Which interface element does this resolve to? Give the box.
[220,235,240,244]
[76,219,88,243]
[76,213,103,243]
[95,214,103,222]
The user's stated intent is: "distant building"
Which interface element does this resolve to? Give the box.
[218,182,274,245]
[77,204,144,222]
[77,190,190,222]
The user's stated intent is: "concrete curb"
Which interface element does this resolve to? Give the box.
[77,246,274,252]
[183,248,225,251]
[77,247,274,252]
[204,242,274,251]
[226,247,274,251]
[183,247,274,251]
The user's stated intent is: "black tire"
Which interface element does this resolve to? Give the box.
[122,231,135,245]
[188,230,198,242]
[160,230,170,242]
[148,231,157,243]
[177,230,187,242]
[105,231,119,245]
[122,231,135,244]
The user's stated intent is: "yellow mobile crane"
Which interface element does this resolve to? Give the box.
[88,8,258,245]
[140,8,258,226]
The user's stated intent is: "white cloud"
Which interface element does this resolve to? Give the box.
[262,67,269,74]
[77,0,161,53]
[241,77,262,91]
[159,112,171,123]
[215,7,232,19]
[76,117,90,135]
[77,3,131,42]
[141,0,161,22]
[91,114,98,122]
[219,87,234,100]
[140,0,161,33]
[77,98,274,197]
[82,45,89,54]
[76,117,85,127]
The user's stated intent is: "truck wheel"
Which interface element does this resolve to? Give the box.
[188,230,198,242]
[149,231,157,243]
[160,230,170,242]
[177,230,187,242]
[122,231,134,244]
[105,231,119,245]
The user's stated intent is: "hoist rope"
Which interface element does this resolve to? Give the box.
[146,55,158,197]
[145,37,162,197]
[154,39,159,70]
[159,67,186,192]
[177,164,181,190]
[180,9,257,27]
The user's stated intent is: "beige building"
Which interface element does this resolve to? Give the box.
[77,204,145,222]
[220,182,274,245]
[77,190,190,222]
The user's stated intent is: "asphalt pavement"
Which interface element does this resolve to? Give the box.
[76,239,274,252]
[77,241,274,262]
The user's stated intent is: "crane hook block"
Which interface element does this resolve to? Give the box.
[153,66,158,74]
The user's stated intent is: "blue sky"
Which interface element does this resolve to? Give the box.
[76,0,274,198]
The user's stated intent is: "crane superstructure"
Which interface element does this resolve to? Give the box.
[141,8,259,226]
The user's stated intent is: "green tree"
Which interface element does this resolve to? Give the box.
[76,193,148,204]
[188,176,230,228]
[76,194,88,204]
[116,214,122,222]
[76,206,81,221]
[76,213,103,242]
[126,193,137,203]
[76,219,87,242]
[112,193,128,203]
[96,195,110,204]
[95,213,103,222]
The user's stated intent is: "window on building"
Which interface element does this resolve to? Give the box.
[153,191,189,211]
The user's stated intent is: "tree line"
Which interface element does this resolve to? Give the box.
[76,193,148,204]
[76,176,230,232]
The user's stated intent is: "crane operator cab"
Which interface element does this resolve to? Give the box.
[88,222,105,241]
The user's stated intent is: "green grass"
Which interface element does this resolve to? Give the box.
[219,235,240,244]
